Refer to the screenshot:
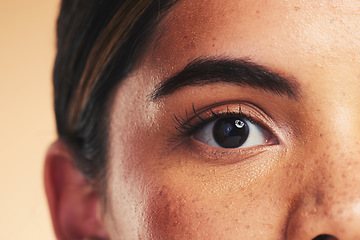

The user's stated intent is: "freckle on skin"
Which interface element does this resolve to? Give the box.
[294,6,300,11]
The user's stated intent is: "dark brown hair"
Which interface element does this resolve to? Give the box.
[53,0,177,183]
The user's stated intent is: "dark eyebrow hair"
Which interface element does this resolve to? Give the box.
[150,57,301,100]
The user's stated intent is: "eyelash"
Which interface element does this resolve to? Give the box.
[171,103,259,138]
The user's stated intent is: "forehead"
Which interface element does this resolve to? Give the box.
[140,0,360,78]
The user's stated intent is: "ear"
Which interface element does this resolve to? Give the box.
[44,140,109,240]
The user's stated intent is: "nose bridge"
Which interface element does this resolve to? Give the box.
[286,104,360,239]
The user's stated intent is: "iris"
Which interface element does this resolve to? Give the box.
[213,117,249,148]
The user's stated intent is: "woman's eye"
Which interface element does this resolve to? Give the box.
[192,117,274,149]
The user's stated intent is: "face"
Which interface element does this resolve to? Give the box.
[104,0,360,238]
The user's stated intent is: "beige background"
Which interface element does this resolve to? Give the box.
[0,0,59,239]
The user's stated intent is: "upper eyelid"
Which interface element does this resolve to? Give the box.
[172,104,258,137]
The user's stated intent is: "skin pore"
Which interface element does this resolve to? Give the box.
[45,0,360,239]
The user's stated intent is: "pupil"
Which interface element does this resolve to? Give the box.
[212,117,249,148]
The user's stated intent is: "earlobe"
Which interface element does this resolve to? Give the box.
[44,140,109,240]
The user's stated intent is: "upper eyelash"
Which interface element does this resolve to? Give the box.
[171,103,254,137]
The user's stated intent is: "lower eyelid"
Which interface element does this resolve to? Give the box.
[184,138,278,165]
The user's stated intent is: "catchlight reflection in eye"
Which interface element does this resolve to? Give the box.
[193,117,273,149]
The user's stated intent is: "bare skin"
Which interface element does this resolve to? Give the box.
[45,0,360,239]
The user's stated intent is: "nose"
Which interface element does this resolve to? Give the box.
[286,136,360,239]
[287,197,360,239]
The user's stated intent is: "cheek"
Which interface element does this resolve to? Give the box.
[107,146,243,238]
[107,155,289,239]
[139,178,291,239]
[142,185,213,238]
[140,182,243,239]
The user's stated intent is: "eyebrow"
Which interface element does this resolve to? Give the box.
[150,57,301,101]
